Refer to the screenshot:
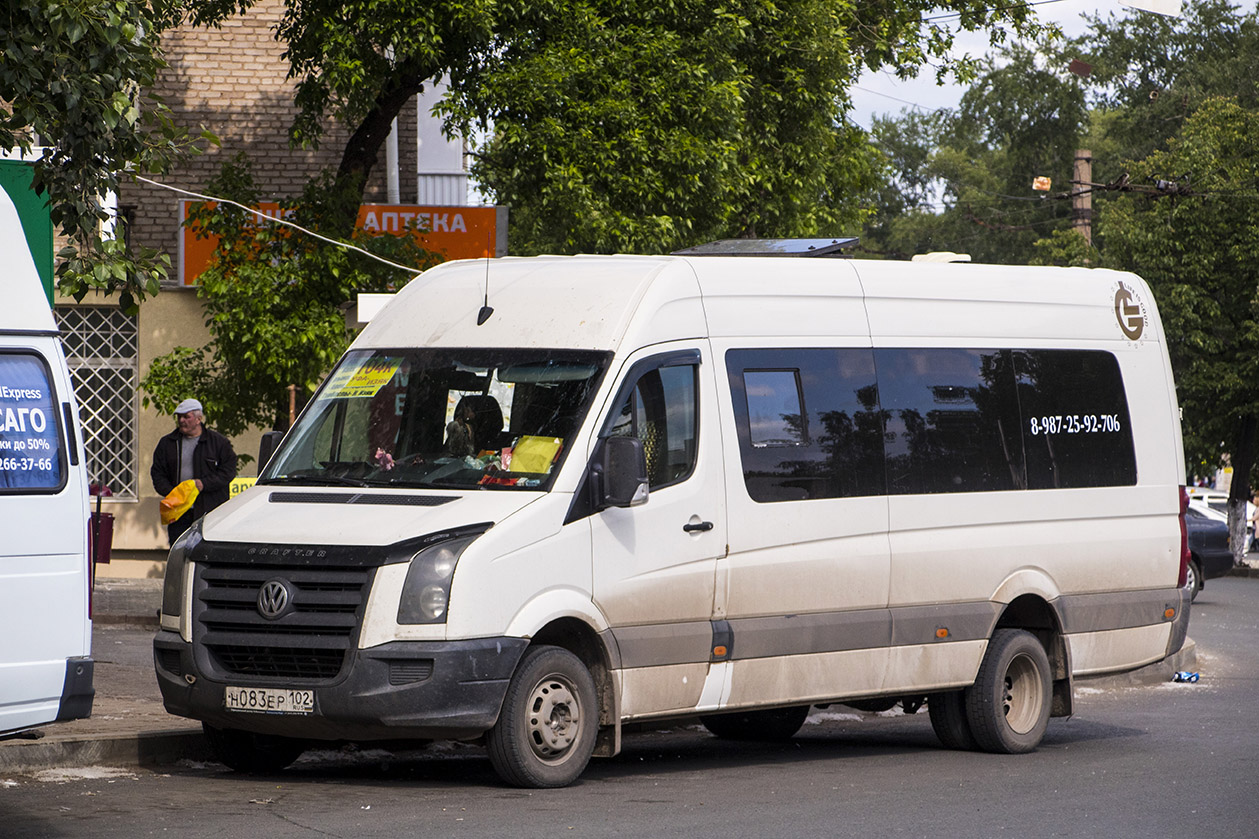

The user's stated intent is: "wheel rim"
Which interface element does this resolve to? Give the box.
[525,674,583,763]
[1001,653,1044,735]
[1185,562,1197,592]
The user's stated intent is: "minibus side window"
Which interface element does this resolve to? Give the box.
[0,352,66,492]
[727,348,884,502]
[607,365,698,489]
[744,370,807,447]
[877,348,1024,495]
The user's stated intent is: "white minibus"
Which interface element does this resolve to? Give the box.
[155,246,1189,787]
[0,186,95,737]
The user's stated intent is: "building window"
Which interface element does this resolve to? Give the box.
[54,306,138,499]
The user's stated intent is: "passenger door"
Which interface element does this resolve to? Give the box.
[588,343,726,717]
[715,345,893,709]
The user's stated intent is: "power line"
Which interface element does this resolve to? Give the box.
[133,175,425,275]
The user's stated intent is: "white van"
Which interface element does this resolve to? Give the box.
[0,186,95,737]
[155,249,1189,787]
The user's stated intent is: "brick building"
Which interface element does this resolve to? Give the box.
[76,1,466,575]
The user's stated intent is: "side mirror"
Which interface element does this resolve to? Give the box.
[597,436,649,509]
[258,430,285,473]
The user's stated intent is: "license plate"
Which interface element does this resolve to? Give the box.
[224,686,314,715]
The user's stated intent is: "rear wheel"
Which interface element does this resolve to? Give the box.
[486,645,598,788]
[700,705,811,741]
[202,723,305,773]
[928,690,976,750]
[965,629,1052,754]
[1185,558,1203,600]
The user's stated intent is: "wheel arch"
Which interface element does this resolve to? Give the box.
[526,614,619,730]
[994,593,1073,718]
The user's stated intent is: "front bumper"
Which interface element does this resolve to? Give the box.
[154,631,528,742]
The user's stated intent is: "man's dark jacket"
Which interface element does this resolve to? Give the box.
[150,425,238,526]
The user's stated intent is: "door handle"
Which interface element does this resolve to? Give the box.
[683,521,714,533]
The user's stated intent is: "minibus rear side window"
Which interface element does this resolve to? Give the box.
[1014,350,1136,488]
[0,352,66,492]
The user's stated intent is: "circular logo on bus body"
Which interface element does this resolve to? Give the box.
[1113,281,1147,343]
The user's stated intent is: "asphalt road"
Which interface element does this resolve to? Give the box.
[2,577,1257,839]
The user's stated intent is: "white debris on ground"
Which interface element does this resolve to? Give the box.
[30,767,137,784]
[805,711,865,725]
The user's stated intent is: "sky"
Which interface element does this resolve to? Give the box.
[847,1,1179,130]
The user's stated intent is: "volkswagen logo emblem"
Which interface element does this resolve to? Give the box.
[257,579,292,620]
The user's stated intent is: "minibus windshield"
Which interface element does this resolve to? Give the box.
[261,348,611,491]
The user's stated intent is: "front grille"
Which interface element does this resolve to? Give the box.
[193,559,373,682]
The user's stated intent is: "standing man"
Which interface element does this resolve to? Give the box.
[151,398,238,545]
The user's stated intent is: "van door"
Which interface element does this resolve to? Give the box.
[587,343,725,718]
[716,345,893,709]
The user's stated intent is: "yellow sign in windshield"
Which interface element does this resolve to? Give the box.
[324,358,401,398]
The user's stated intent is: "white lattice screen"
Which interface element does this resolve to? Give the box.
[55,307,139,499]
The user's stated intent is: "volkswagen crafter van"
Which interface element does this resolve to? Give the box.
[1,183,94,737]
[155,248,1190,787]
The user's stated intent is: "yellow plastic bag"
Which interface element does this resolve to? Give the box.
[160,479,200,524]
[509,436,563,473]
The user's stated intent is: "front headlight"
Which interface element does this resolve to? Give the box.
[161,520,202,618]
[397,535,477,624]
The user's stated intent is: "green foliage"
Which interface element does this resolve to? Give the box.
[1098,97,1259,484]
[1,0,214,313]
[1030,229,1098,267]
[1071,0,1259,167]
[439,1,1045,254]
[864,0,1259,492]
[862,44,1086,262]
[141,155,439,435]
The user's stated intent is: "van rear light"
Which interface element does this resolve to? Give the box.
[1177,486,1190,588]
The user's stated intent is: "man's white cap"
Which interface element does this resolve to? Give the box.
[175,398,203,415]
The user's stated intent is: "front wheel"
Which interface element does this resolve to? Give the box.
[965,629,1052,754]
[486,645,598,788]
[202,724,306,773]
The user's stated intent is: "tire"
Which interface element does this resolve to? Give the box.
[965,629,1052,754]
[699,705,810,741]
[1186,558,1202,601]
[928,690,976,750]
[486,645,598,788]
[202,723,305,773]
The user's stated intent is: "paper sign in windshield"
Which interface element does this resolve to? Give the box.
[324,358,402,399]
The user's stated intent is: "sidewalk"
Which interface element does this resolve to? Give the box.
[2,561,1255,776]
[0,578,208,775]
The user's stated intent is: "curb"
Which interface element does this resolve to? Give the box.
[1227,564,1259,578]
[92,613,160,629]
[0,729,208,775]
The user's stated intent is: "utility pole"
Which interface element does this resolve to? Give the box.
[1072,149,1093,246]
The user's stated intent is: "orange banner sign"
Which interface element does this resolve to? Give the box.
[178,201,507,286]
